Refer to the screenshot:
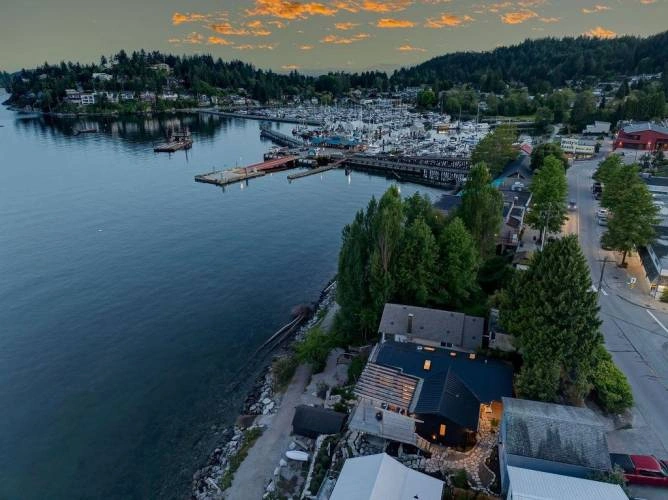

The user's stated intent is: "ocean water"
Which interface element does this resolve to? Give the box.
[0,101,444,499]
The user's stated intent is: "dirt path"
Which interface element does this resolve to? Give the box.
[224,363,312,500]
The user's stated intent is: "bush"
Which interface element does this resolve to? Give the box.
[273,355,298,391]
[660,288,668,303]
[591,347,633,414]
[347,355,365,382]
[296,326,333,373]
[450,469,470,489]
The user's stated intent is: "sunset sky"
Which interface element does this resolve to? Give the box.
[1,0,667,73]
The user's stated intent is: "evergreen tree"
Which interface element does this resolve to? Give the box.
[530,143,569,171]
[525,155,568,243]
[459,163,504,259]
[570,90,597,132]
[395,217,438,306]
[500,236,603,403]
[601,165,659,265]
[434,217,480,308]
[471,124,518,177]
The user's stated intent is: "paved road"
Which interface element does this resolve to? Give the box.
[565,146,668,459]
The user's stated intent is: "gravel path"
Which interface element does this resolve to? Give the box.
[224,363,312,500]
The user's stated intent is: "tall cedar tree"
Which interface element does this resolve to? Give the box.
[500,236,603,404]
[459,163,504,259]
[525,155,568,242]
[471,125,518,177]
[601,164,659,265]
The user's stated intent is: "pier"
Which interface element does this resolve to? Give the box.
[287,160,344,181]
[195,155,298,187]
[259,127,304,148]
[344,154,472,187]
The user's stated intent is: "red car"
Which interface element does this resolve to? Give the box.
[610,453,668,487]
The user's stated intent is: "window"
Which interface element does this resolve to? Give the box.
[423,360,431,371]
[439,424,446,436]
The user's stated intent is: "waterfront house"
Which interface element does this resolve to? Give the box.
[499,397,612,493]
[330,453,444,500]
[65,89,82,104]
[350,341,513,448]
[378,303,485,353]
[92,72,113,82]
[80,93,96,105]
[506,466,627,500]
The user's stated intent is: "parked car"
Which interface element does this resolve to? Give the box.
[610,453,668,487]
[597,208,609,218]
[568,200,577,211]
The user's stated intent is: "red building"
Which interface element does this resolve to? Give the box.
[614,123,668,151]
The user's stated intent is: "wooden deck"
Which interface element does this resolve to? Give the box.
[194,155,298,187]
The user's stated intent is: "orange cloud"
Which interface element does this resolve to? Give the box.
[208,36,233,45]
[500,10,538,24]
[582,4,611,14]
[320,32,371,44]
[282,64,301,70]
[425,13,474,27]
[268,20,287,28]
[234,43,278,50]
[359,0,413,12]
[376,18,416,28]
[246,0,337,19]
[487,2,513,13]
[335,22,359,30]
[299,44,314,50]
[172,12,210,26]
[584,26,616,38]
[209,21,271,36]
[397,44,426,52]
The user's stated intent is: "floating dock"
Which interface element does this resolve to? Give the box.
[287,159,345,181]
[154,140,192,152]
[195,155,298,187]
[259,127,303,148]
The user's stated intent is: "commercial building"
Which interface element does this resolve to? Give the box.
[582,121,611,135]
[560,137,596,157]
[614,122,668,151]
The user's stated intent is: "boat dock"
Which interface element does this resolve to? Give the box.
[195,155,298,187]
[260,127,303,148]
[287,159,345,181]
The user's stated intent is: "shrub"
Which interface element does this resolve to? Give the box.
[451,469,470,489]
[347,355,365,382]
[660,288,668,303]
[591,347,633,414]
[273,355,298,391]
[296,326,332,373]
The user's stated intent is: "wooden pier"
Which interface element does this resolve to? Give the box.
[287,159,345,181]
[195,155,298,187]
[259,127,303,148]
[343,154,472,188]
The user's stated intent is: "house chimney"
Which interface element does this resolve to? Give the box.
[407,313,414,334]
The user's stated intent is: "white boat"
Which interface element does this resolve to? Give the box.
[286,450,309,462]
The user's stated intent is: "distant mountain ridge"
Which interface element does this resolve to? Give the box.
[391,31,668,91]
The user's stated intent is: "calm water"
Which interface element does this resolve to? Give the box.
[0,99,444,499]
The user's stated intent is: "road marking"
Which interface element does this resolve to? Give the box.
[601,289,608,296]
[591,285,608,296]
[647,310,668,335]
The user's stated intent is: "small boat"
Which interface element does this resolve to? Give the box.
[285,450,309,462]
[74,127,97,135]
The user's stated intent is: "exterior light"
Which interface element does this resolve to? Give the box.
[423,360,432,371]
[450,352,457,357]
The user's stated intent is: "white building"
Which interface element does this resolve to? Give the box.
[330,453,443,500]
[150,63,171,73]
[506,466,627,500]
[92,72,113,82]
[64,89,81,104]
[561,137,596,157]
[582,121,611,135]
[80,93,96,105]
[161,92,178,101]
[119,91,135,101]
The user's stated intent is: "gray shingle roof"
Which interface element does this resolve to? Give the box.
[378,303,484,352]
[622,122,668,135]
[501,398,611,471]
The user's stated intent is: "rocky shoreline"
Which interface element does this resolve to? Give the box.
[191,279,336,499]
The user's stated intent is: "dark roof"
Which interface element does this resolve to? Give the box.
[292,406,346,437]
[500,189,533,208]
[378,304,484,352]
[496,154,532,181]
[434,194,462,213]
[622,122,668,135]
[643,176,668,187]
[501,398,611,471]
[374,341,514,430]
[638,246,659,282]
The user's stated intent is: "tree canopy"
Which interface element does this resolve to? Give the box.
[530,143,569,171]
[471,124,518,177]
[525,155,568,241]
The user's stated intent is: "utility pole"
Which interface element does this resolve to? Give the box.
[597,256,608,296]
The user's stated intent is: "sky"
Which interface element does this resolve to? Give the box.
[1,0,667,73]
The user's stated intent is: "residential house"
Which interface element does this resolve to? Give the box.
[92,72,113,82]
[64,89,81,104]
[160,92,178,102]
[499,398,612,493]
[350,341,513,447]
[140,91,156,103]
[80,93,96,105]
[506,466,627,500]
[498,188,533,251]
[378,303,485,353]
[638,225,668,298]
[119,91,135,101]
[494,154,532,190]
[291,405,346,439]
[150,63,171,73]
[330,453,444,500]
